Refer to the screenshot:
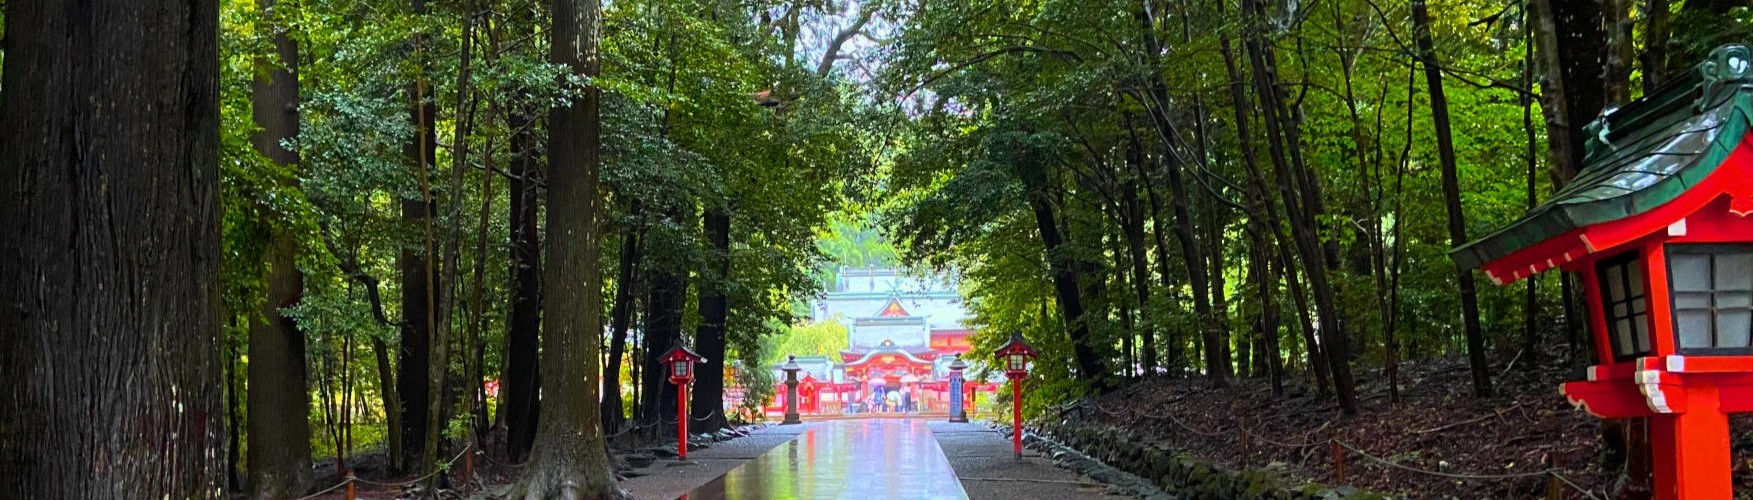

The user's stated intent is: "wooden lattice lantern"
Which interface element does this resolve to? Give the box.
[660,342,703,386]
[994,331,1038,380]
[1453,45,1753,500]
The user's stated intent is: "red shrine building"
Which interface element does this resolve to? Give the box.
[1454,45,1753,500]
[764,267,999,416]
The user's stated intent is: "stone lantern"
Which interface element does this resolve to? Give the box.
[947,355,969,423]
[781,355,802,425]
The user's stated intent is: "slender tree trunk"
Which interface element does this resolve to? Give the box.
[508,0,619,492]
[1134,0,1223,384]
[1522,21,1542,369]
[602,200,643,433]
[641,205,689,437]
[1603,0,1635,105]
[1120,143,1156,373]
[247,0,314,494]
[0,0,225,494]
[423,9,479,480]
[227,338,244,492]
[467,99,497,444]
[1217,16,1328,394]
[398,0,440,472]
[370,336,404,468]
[1241,0,1356,414]
[1413,0,1493,399]
[1020,167,1108,384]
[1206,201,1232,380]
[1249,227,1285,395]
[501,99,543,462]
[1641,0,1672,89]
[692,209,732,431]
[1137,143,1184,372]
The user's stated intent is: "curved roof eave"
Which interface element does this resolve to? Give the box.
[1453,49,1753,272]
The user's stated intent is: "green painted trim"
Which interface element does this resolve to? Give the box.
[1453,45,1753,270]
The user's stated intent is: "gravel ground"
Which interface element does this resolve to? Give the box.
[928,421,1131,500]
[617,423,819,500]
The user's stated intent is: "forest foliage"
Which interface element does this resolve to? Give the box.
[4,0,1750,495]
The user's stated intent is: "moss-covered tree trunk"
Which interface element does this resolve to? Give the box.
[0,0,225,495]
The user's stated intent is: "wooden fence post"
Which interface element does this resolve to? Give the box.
[1331,441,1346,484]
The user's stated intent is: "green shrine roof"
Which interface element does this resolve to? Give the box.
[1453,45,1753,271]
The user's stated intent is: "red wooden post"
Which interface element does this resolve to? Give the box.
[1239,430,1249,466]
[678,382,690,460]
[344,472,356,500]
[659,341,703,460]
[1012,381,1023,459]
[1652,384,1732,500]
[462,444,473,491]
[1331,441,1346,483]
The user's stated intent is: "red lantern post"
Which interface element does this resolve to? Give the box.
[994,331,1038,459]
[660,342,704,460]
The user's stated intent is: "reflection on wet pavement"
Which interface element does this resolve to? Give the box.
[678,419,969,500]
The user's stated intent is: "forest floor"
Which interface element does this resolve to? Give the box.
[1069,349,1753,498]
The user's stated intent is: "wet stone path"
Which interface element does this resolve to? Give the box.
[678,419,969,499]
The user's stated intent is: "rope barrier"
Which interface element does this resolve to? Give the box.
[1084,402,1604,499]
[291,475,356,500]
[292,444,476,499]
[1333,440,1556,481]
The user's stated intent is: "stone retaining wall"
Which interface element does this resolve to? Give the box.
[1029,419,1388,500]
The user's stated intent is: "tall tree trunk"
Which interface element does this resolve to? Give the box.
[1249,227,1285,395]
[1533,0,1607,183]
[1603,0,1635,104]
[1640,0,1672,89]
[397,0,440,473]
[1206,194,1232,380]
[641,205,689,437]
[466,115,496,444]
[0,0,224,494]
[1522,21,1542,369]
[227,341,245,492]
[508,0,619,492]
[1242,0,1357,414]
[1414,0,1493,398]
[1019,165,1108,384]
[602,200,643,433]
[410,1,447,476]
[1120,139,1156,373]
[1134,0,1223,383]
[1216,13,1328,394]
[247,0,314,494]
[1136,133,1184,372]
[501,99,543,462]
[424,7,479,480]
[692,209,732,431]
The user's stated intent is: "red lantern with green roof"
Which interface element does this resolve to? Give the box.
[1453,45,1753,500]
[659,342,704,460]
[993,331,1037,458]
